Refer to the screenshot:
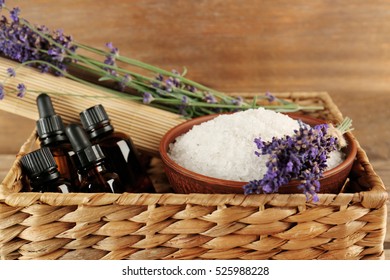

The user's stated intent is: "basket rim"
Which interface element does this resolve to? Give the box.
[0,189,388,209]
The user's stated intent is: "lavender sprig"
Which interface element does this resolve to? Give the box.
[243,121,339,202]
[0,3,324,117]
[0,8,77,75]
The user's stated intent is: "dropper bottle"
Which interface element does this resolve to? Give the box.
[65,124,124,193]
[20,147,73,193]
[79,104,154,193]
[36,93,79,189]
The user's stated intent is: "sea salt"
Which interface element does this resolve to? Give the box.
[168,108,345,182]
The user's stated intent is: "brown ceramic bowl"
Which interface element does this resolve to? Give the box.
[159,113,357,195]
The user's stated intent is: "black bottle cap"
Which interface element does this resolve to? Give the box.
[37,93,56,117]
[21,147,60,179]
[79,104,114,138]
[36,93,67,144]
[65,124,105,168]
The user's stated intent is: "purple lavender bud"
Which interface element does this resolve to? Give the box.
[106,42,119,56]
[181,95,189,105]
[186,85,197,93]
[265,91,276,102]
[262,184,273,193]
[7,67,16,77]
[16,83,26,98]
[38,64,50,73]
[204,92,217,104]
[142,92,154,104]
[232,96,244,106]
[165,78,174,92]
[0,84,4,100]
[286,161,293,172]
[10,7,20,22]
[172,78,181,87]
[118,74,131,91]
[171,70,181,87]
[156,74,164,81]
[104,55,115,66]
[254,138,264,149]
[178,97,190,116]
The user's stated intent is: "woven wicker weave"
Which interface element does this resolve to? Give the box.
[0,92,388,260]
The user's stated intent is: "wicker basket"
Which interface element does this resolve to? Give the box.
[0,92,388,260]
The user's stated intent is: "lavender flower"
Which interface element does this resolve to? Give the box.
[204,91,217,104]
[103,54,117,76]
[0,84,4,100]
[142,92,154,104]
[171,69,181,87]
[0,7,77,76]
[151,73,164,88]
[47,47,64,62]
[232,96,244,106]
[38,63,50,73]
[265,91,276,102]
[164,77,174,92]
[181,95,189,105]
[156,74,164,81]
[16,83,26,97]
[7,67,16,77]
[151,71,183,94]
[179,95,189,115]
[186,85,197,93]
[243,121,338,202]
[10,7,20,22]
[0,4,324,115]
[106,42,119,56]
[118,74,131,91]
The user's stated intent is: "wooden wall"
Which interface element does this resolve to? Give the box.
[1,0,389,185]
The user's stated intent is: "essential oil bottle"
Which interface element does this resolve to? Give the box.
[20,147,73,193]
[36,93,79,188]
[65,124,124,193]
[79,104,154,193]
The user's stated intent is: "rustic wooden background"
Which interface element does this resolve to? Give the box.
[0,0,389,257]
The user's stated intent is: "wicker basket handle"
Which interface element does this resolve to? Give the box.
[354,144,388,209]
[0,130,38,198]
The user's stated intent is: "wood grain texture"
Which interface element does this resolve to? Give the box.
[0,4,389,173]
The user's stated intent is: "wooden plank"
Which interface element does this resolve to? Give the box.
[0,154,17,182]
[1,0,389,162]
[3,0,389,97]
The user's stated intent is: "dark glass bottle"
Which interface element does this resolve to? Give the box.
[65,124,124,193]
[36,93,80,189]
[20,147,73,193]
[79,104,155,193]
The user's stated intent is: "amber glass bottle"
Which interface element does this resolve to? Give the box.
[65,124,124,193]
[79,104,154,193]
[36,93,79,189]
[20,147,73,193]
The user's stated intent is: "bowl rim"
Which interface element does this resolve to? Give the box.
[159,113,358,188]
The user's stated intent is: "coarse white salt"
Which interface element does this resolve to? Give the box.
[168,108,345,182]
